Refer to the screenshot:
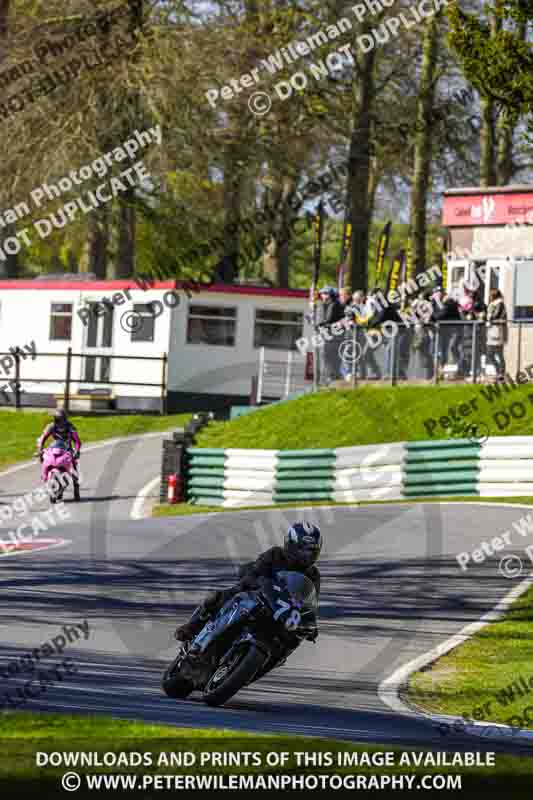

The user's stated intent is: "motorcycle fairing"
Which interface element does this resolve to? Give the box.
[192,592,258,656]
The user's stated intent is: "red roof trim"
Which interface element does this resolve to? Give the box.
[0,280,308,298]
[204,283,307,298]
[0,280,177,291]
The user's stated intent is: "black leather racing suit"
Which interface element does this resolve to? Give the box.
[184,547,320,644]
[203,546,320,613]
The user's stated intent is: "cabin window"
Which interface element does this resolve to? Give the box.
[49,303,72,340]
[253,309,303,350]
[187,305,237,346]
[130,304,156,342]
[513,260,533,320]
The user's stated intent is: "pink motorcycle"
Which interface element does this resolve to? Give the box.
[38,441,81,504]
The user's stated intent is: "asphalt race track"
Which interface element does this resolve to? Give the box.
[1,432,533,753]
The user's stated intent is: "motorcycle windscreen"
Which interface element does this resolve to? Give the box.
[271,571,318,612]
[51,440,69,451]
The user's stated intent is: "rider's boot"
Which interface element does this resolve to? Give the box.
[175,605,210,642]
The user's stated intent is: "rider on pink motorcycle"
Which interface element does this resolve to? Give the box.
[37,409,81,483]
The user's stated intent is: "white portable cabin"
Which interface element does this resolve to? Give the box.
[443,185,533,374]
[0,278,312,412]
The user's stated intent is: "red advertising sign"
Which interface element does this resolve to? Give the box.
[442,192,533,227]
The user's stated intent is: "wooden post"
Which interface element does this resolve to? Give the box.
[64,347,72,413]
[161,353,168,415]
[14,352,21,410]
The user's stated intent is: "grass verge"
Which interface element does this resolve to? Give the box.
[1,711,532,796]
[153,497,533,517]
[407,582,533,729]
[0,411,192,471]
[194,384,533,450]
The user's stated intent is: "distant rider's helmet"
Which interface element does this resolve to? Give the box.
[53,408,68,431]
[283,522,323,569]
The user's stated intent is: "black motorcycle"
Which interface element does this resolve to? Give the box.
[162,571,318,707]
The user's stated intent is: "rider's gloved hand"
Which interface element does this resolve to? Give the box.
[239,573,258,590]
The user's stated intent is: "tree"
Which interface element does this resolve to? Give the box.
[448,0,533,128]
[410,9,442,276]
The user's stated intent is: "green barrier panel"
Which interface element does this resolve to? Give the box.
[188,457,226,467]
[189,477,226,488]
[407,439,482,450]
[188,487,225,497]
[405,447,481,462]
[189,468,227,477]
[406,470,480,485]
[403,485,479,496]
[187,448,227,454]
[404,460,480,474]
[189,496,225,506]
[276,469,335,479]
[275,478,334,491]
[276,459,336,469]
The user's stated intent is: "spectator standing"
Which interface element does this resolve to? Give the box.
[410,291,434,379]
[345,290,381,380]
[367,288,402,379]
[431,287,462,377]
[316,286,344,385]
[486,289,507,381]
[339,287,351,310]
[458,286,486,379]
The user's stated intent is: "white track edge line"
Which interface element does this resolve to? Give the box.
[130,475,161,520]
[378,562,533,743]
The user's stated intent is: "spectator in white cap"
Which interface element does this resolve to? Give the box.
[316,286,344,385]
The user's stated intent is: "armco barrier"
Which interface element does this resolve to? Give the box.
[186,436,533,507]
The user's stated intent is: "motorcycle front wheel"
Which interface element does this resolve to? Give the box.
[162,656,193,700]
[203,643,265,707]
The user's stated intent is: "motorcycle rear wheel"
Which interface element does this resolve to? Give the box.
[203,643,264,707]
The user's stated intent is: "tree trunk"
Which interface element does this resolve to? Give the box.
[495,21,526,185]
[0,0,9,38]
[495,111,513,185]
[367,159,379,222]
[0,1,11,277]
[410,11,440,276]
[216,145,241,283]
[88,207,110,279]
[116,190,136,278]
[262,173,295,288]
[0,224,18,277]
[349,31,376,293]
[479,1,502,187]
[479,96,496,186]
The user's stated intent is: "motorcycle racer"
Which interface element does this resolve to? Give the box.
[37,409,81,500]
[175,521,322,643]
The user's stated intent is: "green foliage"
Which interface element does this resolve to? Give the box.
[0,411,191,470]
[195,383,533,451]
[448,1,533,127]
[287,219,445,290]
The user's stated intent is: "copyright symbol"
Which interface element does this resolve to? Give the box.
[248,92,271,116]
[339,339,362,365]
[62,772,81,791]
[499,555,523,579]
[466,421,490,445]
[120,310,144,333]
